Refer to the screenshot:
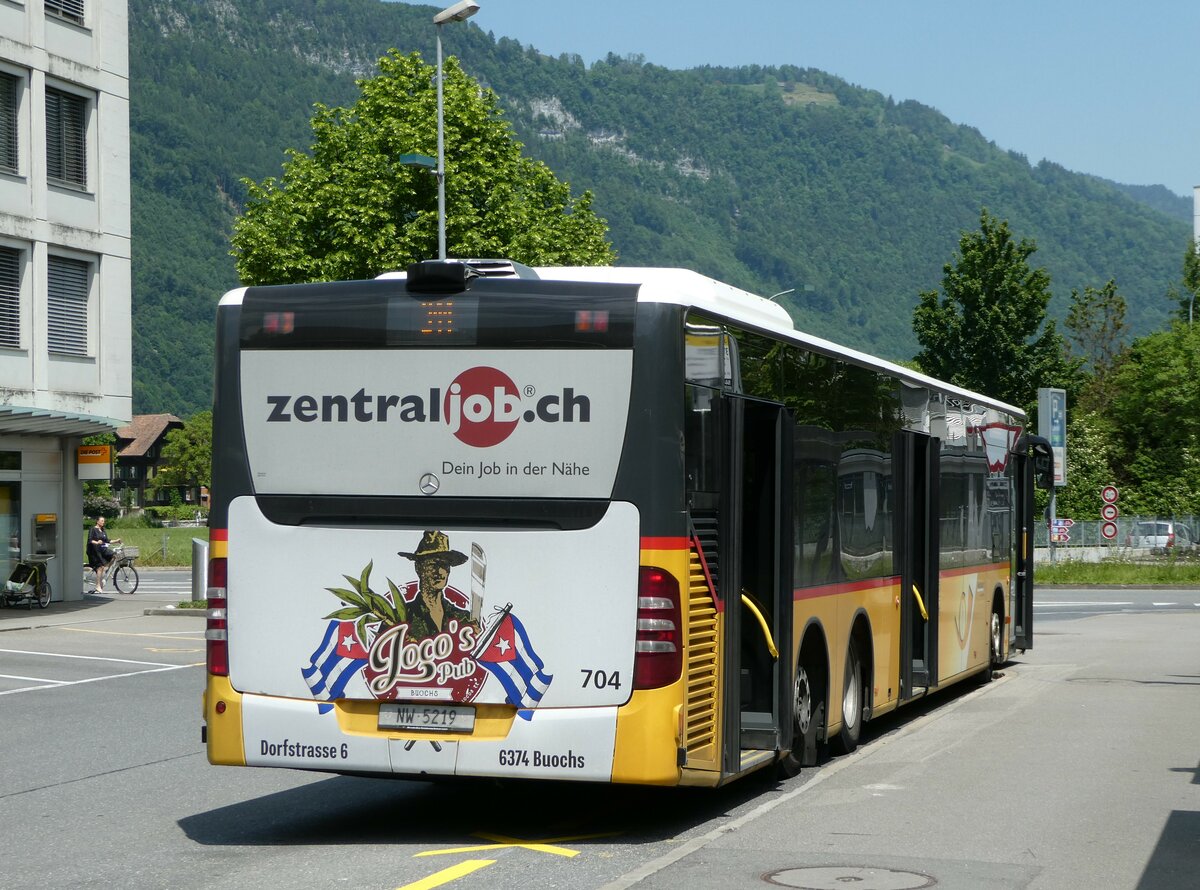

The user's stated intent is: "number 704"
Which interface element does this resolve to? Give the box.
[580,669,621,690]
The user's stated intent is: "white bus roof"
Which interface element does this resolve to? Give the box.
[224,264,1023,419]
[534,266,1024,419]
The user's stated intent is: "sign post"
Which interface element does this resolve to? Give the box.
[1100,485,1119,542]
[1038,388,1068,562]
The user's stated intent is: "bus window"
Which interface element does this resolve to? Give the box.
[729,328,779,400]
[685,384,721,499]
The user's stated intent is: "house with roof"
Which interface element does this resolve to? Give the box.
[113,414,184,509]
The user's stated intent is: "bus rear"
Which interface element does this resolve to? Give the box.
[202,262,691,784]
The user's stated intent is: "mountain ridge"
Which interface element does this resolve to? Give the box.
[129,0,1189,415]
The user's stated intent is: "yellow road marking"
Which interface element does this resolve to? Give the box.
[395,859,495,889]
[63,627,204,642]
[416,830,619,859]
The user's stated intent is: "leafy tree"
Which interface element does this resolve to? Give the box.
[1053,409,1120,520]
[149,411,212,502]
[1064,279,1128,411]
[1177,239,1200,324]
[81,432,119,516]
[231,51,615,284]
[912,209,1077,409]
[1106,323,1200,515]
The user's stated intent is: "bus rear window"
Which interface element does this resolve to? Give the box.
[239,280,637,350]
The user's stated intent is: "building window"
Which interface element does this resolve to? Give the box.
[45,87,87,188]
[0,247,21,349]
[47,254,90,356]
[0,71,17,175]
[45,0,86,27]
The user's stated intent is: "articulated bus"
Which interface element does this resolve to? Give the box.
[203,260,1052,786]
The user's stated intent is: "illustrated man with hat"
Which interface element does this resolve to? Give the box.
[398,530,477,640]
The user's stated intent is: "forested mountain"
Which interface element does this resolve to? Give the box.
[130,0,1191,416]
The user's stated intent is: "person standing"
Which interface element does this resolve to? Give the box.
[87,516,120,593]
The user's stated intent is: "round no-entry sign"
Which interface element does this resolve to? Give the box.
[1101,503,1119,521]
[1101,485,1119,503]
[1101,521,1119,540]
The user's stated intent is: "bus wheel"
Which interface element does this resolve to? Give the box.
[986,606,1003,681]
[777,660,824,777]
[833,638,863,755]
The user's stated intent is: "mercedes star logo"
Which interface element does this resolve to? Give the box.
[419,473,440,496]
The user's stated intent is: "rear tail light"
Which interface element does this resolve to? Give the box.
[634,567,682,689]
[206,556,228,676]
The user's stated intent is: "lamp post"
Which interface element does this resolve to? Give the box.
[433,0,479,261]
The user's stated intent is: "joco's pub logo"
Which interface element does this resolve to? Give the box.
[301,530,552,711]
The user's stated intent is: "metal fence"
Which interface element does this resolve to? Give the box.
[1033,515,1200,548]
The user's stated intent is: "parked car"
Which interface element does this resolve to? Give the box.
[1125,521,1196,554]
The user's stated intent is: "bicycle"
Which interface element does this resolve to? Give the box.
[4,554,54,609]
[83,545,140,595]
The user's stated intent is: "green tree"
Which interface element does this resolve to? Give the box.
[1053,409,1120,520]
[231,51,615,284]
[81,432,120,518]
[1106,323,1200,515]
[1064,279,1128,412]
[912,209,1076,408]
[1178,239,1200,324]
[150,411,212,502]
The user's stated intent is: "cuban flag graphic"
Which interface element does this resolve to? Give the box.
[302,620,369,714]
[473,604,552,717]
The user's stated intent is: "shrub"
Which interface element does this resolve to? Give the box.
[145,505,208,524]
[83,492,120,520]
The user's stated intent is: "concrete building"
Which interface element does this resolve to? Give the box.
[0,0,131,601]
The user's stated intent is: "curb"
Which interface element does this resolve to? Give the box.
[143,606,207,617]
[1036,583,1200,590]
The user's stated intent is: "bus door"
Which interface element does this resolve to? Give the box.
[1011,436,1050,650]
[719,394,794,770]
[895,430,939,698]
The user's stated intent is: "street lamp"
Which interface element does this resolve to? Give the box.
[433,0,479,261]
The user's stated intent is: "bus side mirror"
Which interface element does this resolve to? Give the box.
[1031,440,1054,490]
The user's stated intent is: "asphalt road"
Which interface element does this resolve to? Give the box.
[1036,586,1200,621]
[0,588,1196,890]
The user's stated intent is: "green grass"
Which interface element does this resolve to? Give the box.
[85,527,208,568]
[1036,557,1200,586]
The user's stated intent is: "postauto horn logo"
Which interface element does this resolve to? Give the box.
[265,366,592,447]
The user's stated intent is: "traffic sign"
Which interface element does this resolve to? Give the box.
[1101,485,1119,504]
[1052,518,1074,528]
[1100,503,1118,521]
[1101,521,1118,540]
[1051,532,1071,543]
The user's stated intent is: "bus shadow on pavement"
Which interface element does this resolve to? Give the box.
[179,668,1014,848]
[178,772,773,847]
[1135,809,1200,890]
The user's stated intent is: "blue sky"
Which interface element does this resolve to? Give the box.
[403,0,1198,198]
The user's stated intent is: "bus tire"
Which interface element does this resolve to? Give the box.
[777,659,825,777]
[986,604,1003,682]
[832,637,864,755]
